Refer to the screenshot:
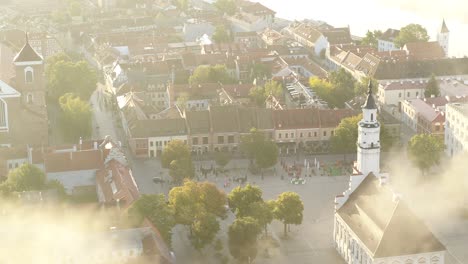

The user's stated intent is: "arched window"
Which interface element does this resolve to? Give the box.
[27,94,33,104]
[0,99,7,131]
[405,259,414,264]
[418,257,427,264]
[430,256,440,264]
[24,66,34,83]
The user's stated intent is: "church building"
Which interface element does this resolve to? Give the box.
[334,84,446,264]
[0,34,48,147]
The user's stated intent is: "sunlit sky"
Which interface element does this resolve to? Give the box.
[257,0,468,57]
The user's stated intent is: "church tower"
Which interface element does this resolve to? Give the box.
[13,33,46,108]
[356,82,380,176]
[437,19,450,57]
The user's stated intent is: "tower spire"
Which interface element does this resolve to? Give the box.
[363,80,377,109]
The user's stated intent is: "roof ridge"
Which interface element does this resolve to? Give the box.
[373,198,401,255]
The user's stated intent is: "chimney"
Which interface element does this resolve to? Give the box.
[94,141,98,150]
[79,137,83,150]
[73,145,77,151]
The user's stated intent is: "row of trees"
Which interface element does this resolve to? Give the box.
[128,181,304,263]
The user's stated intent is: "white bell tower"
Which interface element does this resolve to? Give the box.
[356,82,380,176]
[437,19,449,57]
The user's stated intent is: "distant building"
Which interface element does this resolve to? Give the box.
[437,19,450,57]
[377,28,399,52]
[334,86,446,264]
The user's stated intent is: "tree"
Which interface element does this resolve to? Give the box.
[46,53,97,100]
[240,128,278,169]
[330,114,362,155]
[424,74,440,98]
[214,151,231,169]
[46,179,67,200]
[309,69,356,108]
[128,194,175,246]
[360,30,382,47]
[273,192,304,237]
[228,184,263,217]
[161,140,194,184]
[407,134,444,174]
[354,76,378,96]
[214,0,237,15]
[59,93,92,142]
[394,23,430,48]
[249,86,266,107]
[169,181,227,250]
[228,217,262,263]
[190,213,220,251]
[199,182,228,218]
[247,200,275,234]
[249,63,271,82]
[255,140,278,169]
[212,25,231,44]
[1,164,46,193]
[189,65,234,85]
[264,80,283,99]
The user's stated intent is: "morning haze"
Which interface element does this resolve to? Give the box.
[0,0,467,263]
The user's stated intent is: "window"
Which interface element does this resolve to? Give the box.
[278,133,281,139]
[0,99,7,131]
[308,132,311,137]
[150,141,154,147]
[416,92,419,97]
[331,130,334,136]
[314,132,317,137]
[27,94,33,104]
[323,131,327,136]
[291,133,294,138]
[203,137,208,144]
[407,92,410,97]
[24,67,34,83]
[192,137,199,145]
[300,133,303,138]
[371,113,374,121]
[285,133,288,138]
[228,135,234,143]
[218,136,224,144]
[399,93,402,98]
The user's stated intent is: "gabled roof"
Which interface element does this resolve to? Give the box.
[404,41,445,61]
[13,38,43,63]
[337,174,445,258]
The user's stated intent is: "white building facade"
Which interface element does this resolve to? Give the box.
[445,103,468,157]
[334,84,446,264]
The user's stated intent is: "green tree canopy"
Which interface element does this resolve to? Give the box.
[59,93,92,142]
[354,76,378,96]
[247,200,275,234]
[424,74,440,98]
[360,30,382,47]
[161,140,194,184]
[249,62,271,82]
[214,0,237,15]
[249,86,266,107]
[212,25,231,44]
[330,114,362,154]
[407,134,444,174]
[127,194,175,246]
[240,128,278,169]
[169,181,227,250]
[273,192,304,237]
[1,164,46,192]
[46,53,97,100]
[189,65,234,85]
[228,184,263,217]
[228,217,262,263]
[309,69,356,108]
[264,80,283,98]
[394,23,430,48]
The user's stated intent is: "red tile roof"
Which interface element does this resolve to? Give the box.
[404,41,445,60]
[44,149,108,173]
